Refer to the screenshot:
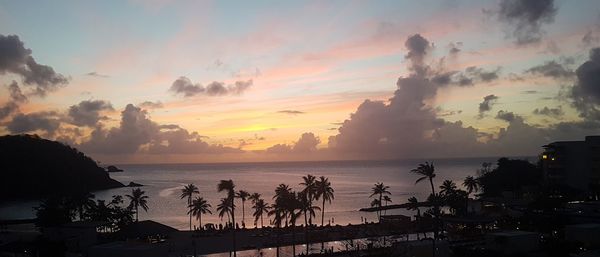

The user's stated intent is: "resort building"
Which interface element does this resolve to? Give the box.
[541,136,600,197]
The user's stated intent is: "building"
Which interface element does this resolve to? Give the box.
[541,136,600,197]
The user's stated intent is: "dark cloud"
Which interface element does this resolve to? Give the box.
[139,101,164,109]
[526,60,574,79]
[85,72,109,78]
[497,0,557,45]
[404,34,431,73]
[6,111,61,135]
[533,106,564,118]
[478,94,499,117]
[278,110,305,115]
[78,104,241,155]
[169,76,205,97]
[0,102,19,120]
[570,48,600,120]
[169,77,252,97]
[448,42,462,55]
[0,34,69,96]
[0,81,28,120]
[67,100,114,127]
[265,132,320,154]
[205,81,228,96]
[496,110,517,122]
[435,66,501,87]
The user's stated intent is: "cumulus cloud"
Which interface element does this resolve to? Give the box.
[169,76,252,97]
[0,34,69,96]
[570,48,600,120]
[0,81,28,120]
[266,132,320,154]
[6,111,61,135]
[533,106,564,118]
[78,104,241,155]
[67,100,114,127]
[526,60,574,79]
[478,94,500,117]
[497,0,557,45]
[432,66,501,87]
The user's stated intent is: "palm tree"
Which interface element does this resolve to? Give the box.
[236,190,250,227]
[217,179,237,257]
[217,197,233,222]
[383,195,392,215]
[411,162,438,239]
[125,188,149,222]
[463,176,479,213]
[300,174,317,224]
[189,197,211,230]
[252,198,270,228]
[273,184,292,226]
[315,176,334,227]
[249,193,261,204]
[298,191,320,255]
[181,184,200,231]
[406,197,422,240]
[69,192,95,220]
[370,182,391,221]
[412,162,437,195]
[439,180,457,197]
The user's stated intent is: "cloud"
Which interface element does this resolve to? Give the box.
[67,100,114,127]
[478,94,500,117]
[533,106,564,118]
[0,81,28,120]
[78,104,241,155]
[526,60,574,79]
[265,132,320,154]
[169,76,253,97]
[570,48,600,120]
[497,0,557,45]
[495,110,517,122]
[85,71,109,78]
[138,101,164,109]
[277,110,305,115]
[169,76,205,97]
[6,111,61,135]
[432,66,501,87]
[0,34,69,96]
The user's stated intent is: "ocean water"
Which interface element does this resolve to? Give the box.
[0,157,509,230]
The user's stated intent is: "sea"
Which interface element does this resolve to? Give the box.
[0,157,530,230]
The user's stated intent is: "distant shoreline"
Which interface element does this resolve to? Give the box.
[110,155,537,167]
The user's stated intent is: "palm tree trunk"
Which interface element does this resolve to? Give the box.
[200,213,202,230]
[379,193,382,221]
[136,205,139,222]
[321,198,325,227]
[260,214,263,228]
[242,201,245,226]
[189,197,192,231]
[304,211,309,255]
[231,196,237,257]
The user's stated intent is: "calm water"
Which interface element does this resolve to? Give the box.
[0,158,511,230]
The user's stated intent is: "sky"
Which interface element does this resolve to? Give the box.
[1,0,600,163]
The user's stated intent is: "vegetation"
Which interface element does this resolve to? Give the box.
[189,196,212,229]
[180,184,199,230]
[477,158,542,197]
[236,190,250,227]
[217,179,237,257]
[315,176,334,226]
[125,188,149,222]
[370,182,391,221]
[0,134,123,202]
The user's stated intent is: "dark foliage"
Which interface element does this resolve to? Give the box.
[478,158,542,197]
[0,134,123,202]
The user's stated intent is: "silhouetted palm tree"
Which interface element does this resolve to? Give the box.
[181,184,200,231]
[217,197,233,223]
[439,180,457,197]
[383,195,392,215]
[125,188,149,222]
[273,184,293,226]
[236,190,250,227]
[298,191,320,255]
[69,192,95,220]
[411,162,437,195]
[370,182,391,221]
[189,197,211,230]
[406,196,422,240]
[249,192,261,204]
[217,179,237,257]
[463,176,479,213]
[252,198,270,228]
[300,174,317,225]
[315,176,334,227]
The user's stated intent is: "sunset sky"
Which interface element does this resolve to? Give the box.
[1,0,600,163]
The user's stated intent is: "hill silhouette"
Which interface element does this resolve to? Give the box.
[0,134,123,202]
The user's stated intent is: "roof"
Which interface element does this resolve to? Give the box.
[62,220,110,228]
[117,220,178,239]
